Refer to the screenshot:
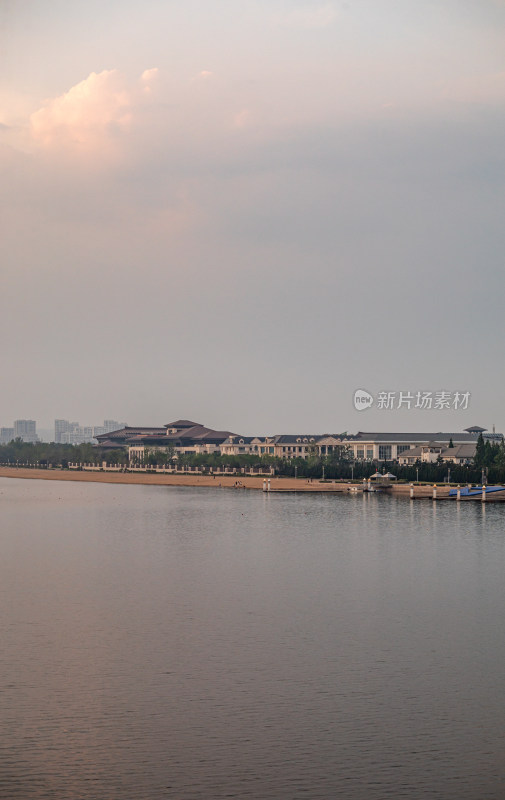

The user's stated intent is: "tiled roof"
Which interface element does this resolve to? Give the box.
[128,426,236,446]
[398,446,425,458]
[95,426,165,441]
[128,436,173,445]
[223,436,257,444]
[198,430,236,440]
[164,420,202,428]
[272,435,321,444]
[442,443,476,458]
[164,425,229,441]
[353,432,479,443]
[397,443,477,460]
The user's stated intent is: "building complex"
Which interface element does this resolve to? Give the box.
[94,420,501,466]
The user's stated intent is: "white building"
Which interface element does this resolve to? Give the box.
[220,436,275,457]
[13,420,38,443]
[342,427,500,462]
[55,419,127,445]
[0,427,15,444]
[397,443,477,466]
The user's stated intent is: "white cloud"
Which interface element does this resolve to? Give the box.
[141,67,159,93]
[30,68,158,151]
[142,68,159,83]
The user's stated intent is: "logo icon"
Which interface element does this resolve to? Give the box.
[354,389,374,411]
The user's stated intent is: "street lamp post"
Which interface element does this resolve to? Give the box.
[416,467,419,483]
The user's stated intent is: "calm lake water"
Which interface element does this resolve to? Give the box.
[1,477,505,799]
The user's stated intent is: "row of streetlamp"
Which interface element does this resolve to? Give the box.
[290,464,461,485]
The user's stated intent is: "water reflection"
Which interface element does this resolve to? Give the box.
[1,478,504,799]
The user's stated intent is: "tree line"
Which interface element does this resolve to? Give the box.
[474,433,505,469]
[137,444,505,484]
[0,439,120,466]
[2,435,505,484]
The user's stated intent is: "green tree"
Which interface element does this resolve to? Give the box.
[483,440,495,467]
[475,433,486,467]
[494,439,505,470]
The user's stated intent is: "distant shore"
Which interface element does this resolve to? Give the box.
[0,467,350,492]
[0,466,452,496]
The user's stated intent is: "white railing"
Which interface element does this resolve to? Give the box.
[54,463,276,476]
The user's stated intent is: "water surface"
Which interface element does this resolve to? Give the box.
[1,478,504,798]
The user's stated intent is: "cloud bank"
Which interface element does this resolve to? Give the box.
[30,68,158,152]
[1,0,504,430]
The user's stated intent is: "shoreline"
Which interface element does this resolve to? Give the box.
[0,467,353,492]
[4,467,503,499]
[0,466,451,496]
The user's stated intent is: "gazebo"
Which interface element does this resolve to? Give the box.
[369,471,385,482]
[368,471,396,486]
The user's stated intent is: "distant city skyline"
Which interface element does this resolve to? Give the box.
[0,420,38,444]
[54,418,127,444]
[0,418,127,444]
[1,412,502,446]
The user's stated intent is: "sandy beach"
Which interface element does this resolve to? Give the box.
[0,467,345,492]
[0,467,455,496]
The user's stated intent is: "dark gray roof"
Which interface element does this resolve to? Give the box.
[397,446,425,458]
[272,435,320,444]
[164,419,201,429]
[127,435,168,445]
[129,426,236,446]
[165,425,235,441]
[442,443,476,458]
[398,442,477,460]
[353,432,479,443]
[95,426,165,441]
[224,435,256,444]
[198,430,236,441]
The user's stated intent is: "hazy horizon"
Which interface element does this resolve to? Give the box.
[2,1,504,435]
[4,414,503,441]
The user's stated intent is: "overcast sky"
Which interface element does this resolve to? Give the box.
[1,0,504,435]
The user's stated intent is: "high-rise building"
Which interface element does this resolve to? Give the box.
[13,420,38,443]
[54,419,127,445]
[55,419,95,445]
[54,419,70,443]
[0,427,15,444]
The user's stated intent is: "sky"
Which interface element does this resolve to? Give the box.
[1,0,504,436]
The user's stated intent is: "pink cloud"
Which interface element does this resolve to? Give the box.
[30,68,158,151]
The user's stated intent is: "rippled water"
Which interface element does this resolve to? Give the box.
[1,477,505,799]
